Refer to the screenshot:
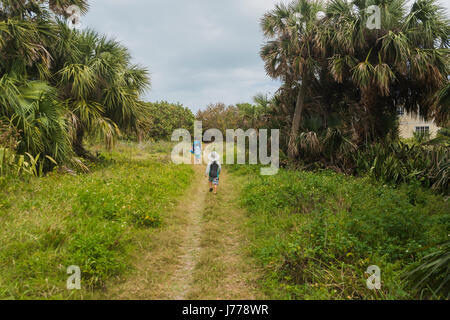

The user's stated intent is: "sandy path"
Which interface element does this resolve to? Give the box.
[169,165,207,299]
[108,159,264,299]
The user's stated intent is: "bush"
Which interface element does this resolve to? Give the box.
[233,167,449,299]
[354,141,449,195]
[405,240,450,299]
[140,101,195,141]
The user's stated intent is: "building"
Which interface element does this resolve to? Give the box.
[397,107,440,139]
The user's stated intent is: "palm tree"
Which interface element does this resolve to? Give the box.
[0,0,151,165]
[0,1,73,164]
[261,0,325,159]
[326,0,449,142]
[0,77,72,165]
[53,27,150,158]
[261,0,449,160]
[253,93,271,112]
[433,83,449,126]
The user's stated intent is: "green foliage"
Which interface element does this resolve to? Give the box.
[405,240,450,298]
[413,130,431,144]
[196,97,271,134]
[141,101,195,141]
[425,127,450,147]
[0,79,73,167]
[66,220,128,289]
[354,141,449,194]
[232,166,449,299]
[0,1,151,174]
[0,147,58,177]
[261,0,449,162]
[0,142,194,298]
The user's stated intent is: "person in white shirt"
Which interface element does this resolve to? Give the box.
[205,151,221,194]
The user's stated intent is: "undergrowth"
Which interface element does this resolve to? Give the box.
[229,165,449,299]
[0,141,193,299]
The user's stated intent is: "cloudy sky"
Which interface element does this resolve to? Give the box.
[82,0,450,113]
[82,0,281,112]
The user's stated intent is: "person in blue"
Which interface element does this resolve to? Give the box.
[193,140,202,164]
[205,151,221,194]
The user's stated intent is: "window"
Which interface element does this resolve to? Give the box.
[415,126,429,134]
[396,107,405,116]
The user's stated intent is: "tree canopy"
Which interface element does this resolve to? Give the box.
[261,0,449,159]
[0,0,150,167]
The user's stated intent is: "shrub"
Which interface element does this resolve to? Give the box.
[354,141,449,194]
[234,168,449,299]
[140,101,195,141]
[405,240,450,299]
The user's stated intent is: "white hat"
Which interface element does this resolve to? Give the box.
[208,151,220,162]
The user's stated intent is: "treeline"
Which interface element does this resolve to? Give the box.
[138,101,195,141]
[194,0,449,194]
[0,0,150,175]
[196,94,272,133]
[138,97,271,142]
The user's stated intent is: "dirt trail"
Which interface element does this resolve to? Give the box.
[185,167,265,299]
[169,165,207,299]
[109,160,264,299]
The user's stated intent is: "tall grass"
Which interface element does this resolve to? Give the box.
[0,147,58,177]
[354,142,449,194]
[230,165,449,299]
[0,142,193,299]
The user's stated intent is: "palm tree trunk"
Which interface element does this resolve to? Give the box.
[288,82,307,159]
[73,126,98,161]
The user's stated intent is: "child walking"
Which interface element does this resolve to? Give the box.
[193,140,202,164]
[205,151,221,194]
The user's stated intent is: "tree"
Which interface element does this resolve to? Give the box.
[196,103,241,134]
[143,101,195,141]
[261,0,325,159]
[261,0,449,161]
[0,0,150,166]
[54,27,150,158]
[326,0,449,143]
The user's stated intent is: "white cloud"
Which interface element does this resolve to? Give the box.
[82,0,281,111]
[82,0,449,112]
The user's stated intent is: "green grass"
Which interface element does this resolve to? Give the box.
[229,165,449,300]
[0,141,194,299]
[2,139,447,300]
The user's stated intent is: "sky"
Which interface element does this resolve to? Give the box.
[82,0,282,112]
[81,0,450,113]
